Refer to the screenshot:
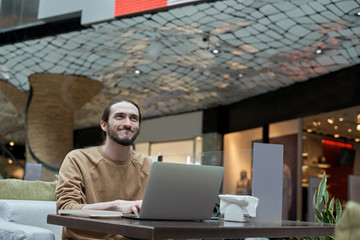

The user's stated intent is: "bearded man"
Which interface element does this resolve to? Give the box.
[55,99,153,240]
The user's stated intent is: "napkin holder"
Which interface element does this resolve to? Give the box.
[219,195,259,222]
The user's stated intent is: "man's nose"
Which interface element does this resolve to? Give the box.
[122,117,132,126]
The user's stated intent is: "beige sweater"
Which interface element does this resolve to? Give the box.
[55,146,153,239]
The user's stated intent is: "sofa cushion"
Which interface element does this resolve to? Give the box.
[0,200,62,240]
[0,175,58,201]
[0,220,55,240]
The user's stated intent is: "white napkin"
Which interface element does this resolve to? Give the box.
[219,195,259,222]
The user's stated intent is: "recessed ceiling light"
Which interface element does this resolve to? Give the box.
[327,118,334,124]
[212,49,220,54]
[306,129,313,133]
[355,138,360,142]
[356,11,360,16]
[238,73,243,78]
[357,124,360,131]
[334,133,340,138]
[339,117,344,122]
[134,69,141,75]
[348,129,352,133]
[315,49,322,54]
[334,125,338,130]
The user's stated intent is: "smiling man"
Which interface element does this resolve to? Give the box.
[55,99,153,240]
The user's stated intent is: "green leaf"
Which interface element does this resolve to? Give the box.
[335,198,342,222]
[322,211,329,223]
[313,192,323,221]
[313,189,317,206]
[313,203,324,222]
[324,190,329,206]
[317,173,327,206]
[322,195,327,209]
[324,208,336,223]
[328,197,334,213]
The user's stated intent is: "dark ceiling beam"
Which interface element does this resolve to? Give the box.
[225,64,360,133]
[0,1,215,45]
[0,17,86,45]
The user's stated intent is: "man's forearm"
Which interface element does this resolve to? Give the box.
[82,199,142,215]
[82,201,118,211]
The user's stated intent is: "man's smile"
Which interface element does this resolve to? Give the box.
[117,127,135,133]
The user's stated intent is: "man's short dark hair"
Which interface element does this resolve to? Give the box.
[101,98,142,138]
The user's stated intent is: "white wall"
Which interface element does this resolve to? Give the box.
[270,119,300,138]
[223,127,262,194]
[136,111,203,143]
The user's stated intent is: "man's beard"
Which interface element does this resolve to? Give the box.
[107,126,139,146]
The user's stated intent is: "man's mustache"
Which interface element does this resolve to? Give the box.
[118,126,135,132]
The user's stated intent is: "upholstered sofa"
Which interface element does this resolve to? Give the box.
[0,176,62,240]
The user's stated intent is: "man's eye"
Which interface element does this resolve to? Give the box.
[131,116,138,121]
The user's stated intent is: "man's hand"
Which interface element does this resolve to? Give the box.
[111,200,142,215]
[82,200,143,215]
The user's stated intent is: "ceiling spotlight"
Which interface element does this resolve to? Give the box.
[355,138,360,142]
[356,11,360,16]
[327,118,334,124]
[357,124,360,131]
[334,133,340,138]
[339,117,344,122]
[312,121,318,127]
[134,69,141,75]
[348,129,353,133]
[9,141,14,146]
[334,125,338,130]
[315,49,322,54]
[306,129,313,133]
[212,49,220,54]
[238,73,243,78]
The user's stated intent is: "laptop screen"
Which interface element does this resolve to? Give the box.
[138,162,224,220]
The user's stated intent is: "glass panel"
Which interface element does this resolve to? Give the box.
[0,0,42,32]
[150,140,194,164]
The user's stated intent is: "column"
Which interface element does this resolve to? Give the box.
[0,73,103,181]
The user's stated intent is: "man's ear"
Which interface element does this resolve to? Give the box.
[100,121,107,132]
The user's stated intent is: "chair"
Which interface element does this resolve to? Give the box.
[335,201,360,240]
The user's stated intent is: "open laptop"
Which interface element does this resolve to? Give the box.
[123,161,224,220]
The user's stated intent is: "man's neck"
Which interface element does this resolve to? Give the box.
[102,139,131,162]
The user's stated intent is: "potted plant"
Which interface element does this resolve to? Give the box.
[289,172,342,240]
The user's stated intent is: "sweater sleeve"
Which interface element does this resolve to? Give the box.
[55,150,86,212]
